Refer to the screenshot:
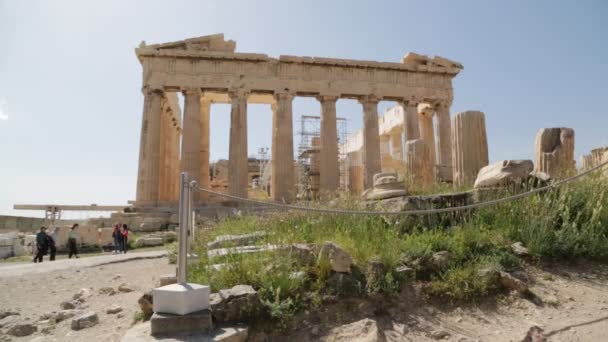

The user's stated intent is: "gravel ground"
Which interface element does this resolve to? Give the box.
[0,256,173,342]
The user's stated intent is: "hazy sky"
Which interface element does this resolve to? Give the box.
[1,0,607,218]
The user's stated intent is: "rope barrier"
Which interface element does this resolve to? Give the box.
[194,160,608,216]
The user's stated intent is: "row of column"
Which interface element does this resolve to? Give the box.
[136,87,454,205]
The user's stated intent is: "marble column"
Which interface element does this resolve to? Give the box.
[435,102,452,182]
[158,100,171,202]
[199,98,211,199]
[169,124,181,201]
[272,92,295,202]
[401,101,420,141]
[228,89,249,198]
[390,131,403,160]
[318,95,339,193]
[405,139,433,190]
[418,104,436,170]
[360,95,381,189]
[181,88,202,200]
[136,87,163,204]
[452,111,489,187]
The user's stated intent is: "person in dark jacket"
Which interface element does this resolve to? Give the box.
[46,229,57,261]
[68,224,79,258]
[33,226,48,263]
[112,224,123,254]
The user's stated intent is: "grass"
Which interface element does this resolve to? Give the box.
[188,173,608,319]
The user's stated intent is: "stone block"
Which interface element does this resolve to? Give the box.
[153,283,210,316]
[150,310,212,336]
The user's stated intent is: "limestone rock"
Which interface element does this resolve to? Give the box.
[106,305,123,314]
[474,160,534,189]
[500,271,528,293]
[452,111,489,187]
[325,318,382,342]
[395,265,414,279]
[511,242,529,256]
[365,258,387,293]
[521,325,547,342]
[0,314,19,328]
[73,288,91,301]
[362,173,408,200]
[98,287,117,296]
[70,311,99,330]
[326,272,364,297]
[56,309,84,323]
[6,323,37,337]
[0,310,19,320]
[60,300,80,310]
[318,242,353,273]
[134,237,163,248]
[534,127,575,179]
[138,292,154,320]
[276,243,317,265]
[432,251,451,270]
[211,285,261,323]
[118,284,135,293]
[430,329,451,340]
[40,309,84,323]
[208,231,267,249]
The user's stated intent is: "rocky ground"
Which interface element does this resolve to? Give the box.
[1,255,608,341]
[268,261,608,342]
[0,255,174,342]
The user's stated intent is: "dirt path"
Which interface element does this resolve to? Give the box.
[2,257,608,341]
[0,256,174,342]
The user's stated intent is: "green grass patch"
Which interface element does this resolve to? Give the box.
[189,174,608,310]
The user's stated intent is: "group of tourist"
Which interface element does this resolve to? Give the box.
[112,223,129,254]
[32,222,130,263]
[33,224,79,263]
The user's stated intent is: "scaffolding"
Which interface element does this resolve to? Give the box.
[297,115,349,199]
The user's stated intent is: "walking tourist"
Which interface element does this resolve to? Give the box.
[112,224,123,254]
[120,224,129,254]
[68,224,79,258]
[33,226,48,263]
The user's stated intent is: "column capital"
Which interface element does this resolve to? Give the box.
[141,85,164,96]
[400,95,424,107]
[358,95,380,105]
[435,100,452,112]
[228,88,250,100]
[316,94,339,103]
[417,102,434,116]
[274,90,294,102]
[182,87,202,97]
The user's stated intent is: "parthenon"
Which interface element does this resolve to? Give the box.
[134,33,463,207]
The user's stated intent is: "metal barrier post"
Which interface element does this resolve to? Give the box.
[177,172,190,284]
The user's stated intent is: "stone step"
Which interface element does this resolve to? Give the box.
[121,321,248,342]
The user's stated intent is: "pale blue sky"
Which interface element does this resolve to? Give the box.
[1,0,607,218]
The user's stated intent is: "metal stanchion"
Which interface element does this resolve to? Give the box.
[177,172,190,284]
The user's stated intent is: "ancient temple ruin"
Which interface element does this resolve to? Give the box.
[133,33,463,208]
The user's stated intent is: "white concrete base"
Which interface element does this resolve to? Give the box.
[152,283,210,316]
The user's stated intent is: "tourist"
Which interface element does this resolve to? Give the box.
[33,226,48,263]
[47,227,59,261]
[68,224,79,259]
[112,224,123,254]
[120,224,129,254]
